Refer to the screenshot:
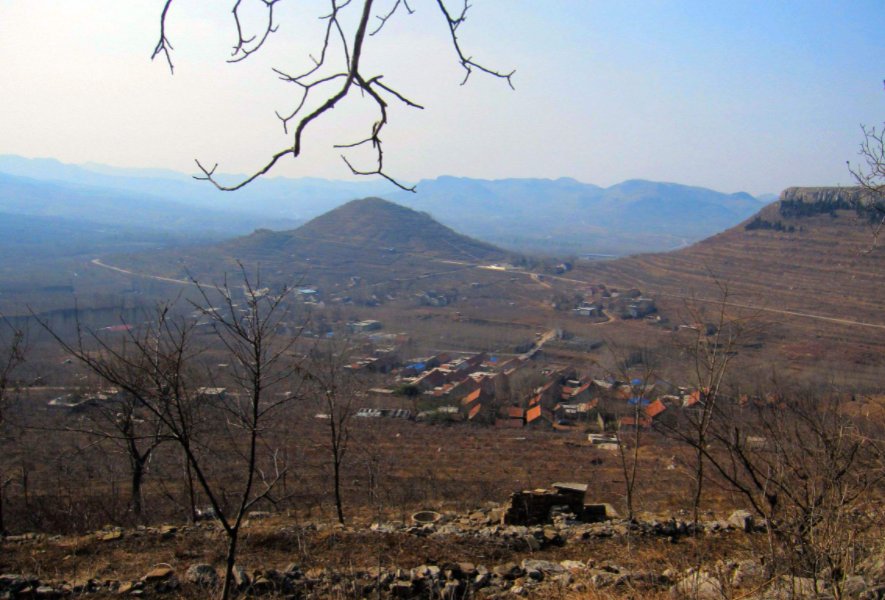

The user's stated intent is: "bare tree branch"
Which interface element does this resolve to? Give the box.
[151,0,175,74]
[154,0,513,190]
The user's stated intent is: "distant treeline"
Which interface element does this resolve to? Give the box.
[778,197,881,222]
[744,217,797,233]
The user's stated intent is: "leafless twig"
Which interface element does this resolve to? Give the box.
[153,0,514,190]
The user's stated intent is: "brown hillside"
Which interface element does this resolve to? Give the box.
[225,197,504,263]
[109,197,508,288]
[574,187,885,381]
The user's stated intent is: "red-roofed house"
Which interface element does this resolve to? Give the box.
[526,404,542,424]
[504,406,525,420]
[645,398,667,419]
[413,368,448,390]
[525,404,553,428]
[461,388,482,408]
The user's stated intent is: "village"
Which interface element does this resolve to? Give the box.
[344,341,701,441]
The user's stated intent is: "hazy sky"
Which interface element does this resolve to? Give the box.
[1,1,883,195]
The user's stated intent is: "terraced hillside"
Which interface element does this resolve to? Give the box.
[575,187,885,382]
[589,187,884,315]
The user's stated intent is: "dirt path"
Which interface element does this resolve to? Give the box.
[656,292,885,331]
[90,259,192,285]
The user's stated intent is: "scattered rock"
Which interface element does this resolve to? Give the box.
[731,559,763,588]
[493,563,524,581]
[185,564,219,588]
[142,566,174,583]
[232,566,250,590]
[98,530,123,542]
[670,572,723,600]
[35,585,61,598]
[560,560,586,573]
[727,510,755,532]
[157,525,177,539]
[390,580,415,598]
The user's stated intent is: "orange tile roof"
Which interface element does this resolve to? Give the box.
[646,399,667,418]
[461,388,482,406]
[526,404,542,422]
[468,403,482,420]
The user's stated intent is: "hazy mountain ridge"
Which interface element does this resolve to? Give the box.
[0,171,301,237]
[0,155,767,256]
[386,176,765,253]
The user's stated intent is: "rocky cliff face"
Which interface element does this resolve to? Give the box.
[780,186,873,206]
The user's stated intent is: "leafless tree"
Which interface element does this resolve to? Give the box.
[151,0,514,191]
[43,270,307,600]
[305,339,364,524]
[605,344,658,522]
[61,387,168,521]
[698,389,885,597]
[848,118,885,243]
[0,316,26,533]
[849,120,885,200]
[665,282,751,528]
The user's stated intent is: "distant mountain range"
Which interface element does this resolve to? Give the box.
[387,176,765,255]
[0,154,769,256]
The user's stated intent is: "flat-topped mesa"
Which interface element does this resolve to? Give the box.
[772,186,882,222]
[780,186,875,207]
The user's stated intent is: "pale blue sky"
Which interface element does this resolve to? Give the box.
[0,1,882,195]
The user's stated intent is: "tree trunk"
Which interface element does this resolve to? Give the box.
[183,451,197,524]
[221,529,239,600]
[0,469,5,534]
[131,456,145,520]
[333,458,345,524]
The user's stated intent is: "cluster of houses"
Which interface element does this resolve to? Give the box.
[571,285,657,320]
[344,343,714,435]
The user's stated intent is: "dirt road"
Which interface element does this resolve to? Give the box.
[90,259,192,285]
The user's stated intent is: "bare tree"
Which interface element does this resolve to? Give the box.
[605,344,658,522]
[666,283,750,528]
[848,119,885,242]
[0,316,26,533]
[151,0,514,191]
[850,122,885,200]
[59,386,168,522]
[697,389,884,597]
[305,340,364,525]
[43,271,307,600]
